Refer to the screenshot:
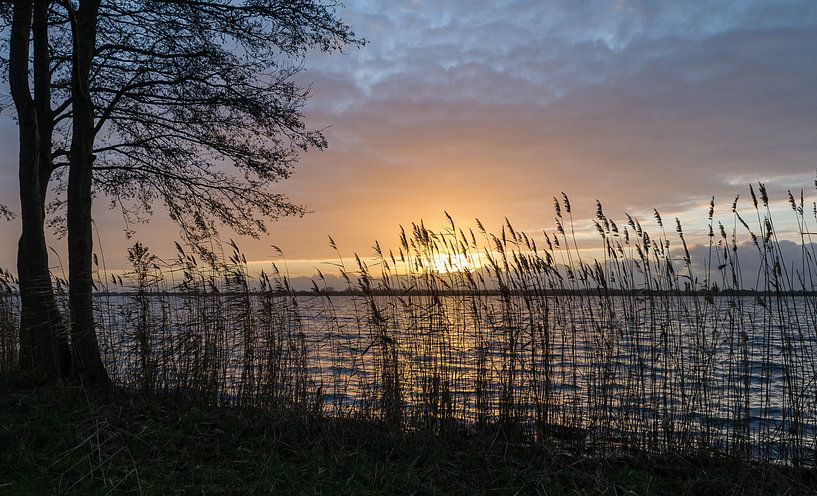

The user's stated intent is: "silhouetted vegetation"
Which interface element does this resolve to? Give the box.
[1,0,362,387]
[3,377,814,494]
[3,183,817,475]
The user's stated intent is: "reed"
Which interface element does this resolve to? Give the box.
[2,181,817,466]
[0,269,17,374]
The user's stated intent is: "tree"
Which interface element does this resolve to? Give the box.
[79,0,356,238]
[57,0,361,385]
[5,0,70,380]
[63,0,110,386]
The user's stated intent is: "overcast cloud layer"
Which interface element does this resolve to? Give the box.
[1,0,816,273]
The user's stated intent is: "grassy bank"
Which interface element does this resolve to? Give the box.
[1,376,814,495]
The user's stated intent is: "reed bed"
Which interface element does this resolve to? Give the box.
[2,182,817,466]
[0,269,17,375]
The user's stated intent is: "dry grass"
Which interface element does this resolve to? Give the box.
[1,375,814,494]
[3,182,817,468]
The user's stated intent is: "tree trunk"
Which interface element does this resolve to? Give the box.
[10,0,70,380]
[67,0,109,388]
[32,0,71,378]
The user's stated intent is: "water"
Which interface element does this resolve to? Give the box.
[95,293,817,464]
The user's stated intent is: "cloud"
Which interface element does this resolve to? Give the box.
[1,0,816,272]
[288,0,817,232]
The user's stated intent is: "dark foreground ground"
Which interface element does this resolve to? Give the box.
[1,376,815,495]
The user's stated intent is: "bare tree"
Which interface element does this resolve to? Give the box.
[2,0,359,385]
[5,0,70,380]
[56,0,361,386]
[63,0,110,386]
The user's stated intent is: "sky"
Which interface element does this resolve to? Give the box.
[1,0,817,279]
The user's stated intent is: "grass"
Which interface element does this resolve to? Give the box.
[1,374,815,495]
[5,182,817,491]
[74,185,817,464]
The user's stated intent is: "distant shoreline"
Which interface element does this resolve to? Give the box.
[80,289,817,297]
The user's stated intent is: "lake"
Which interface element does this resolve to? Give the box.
[94,292,817,464]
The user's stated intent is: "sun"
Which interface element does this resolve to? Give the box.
[429,252,478,274]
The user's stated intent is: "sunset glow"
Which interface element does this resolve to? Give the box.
[428,252,479,274]
[0,0,813,283]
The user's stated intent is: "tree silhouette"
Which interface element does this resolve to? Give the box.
[3,0,361,385]
[5,0,70,381]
